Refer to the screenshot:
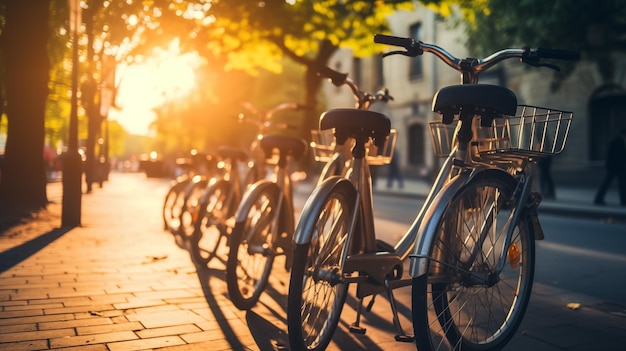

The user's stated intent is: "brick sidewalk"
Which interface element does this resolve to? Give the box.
[1,172,625,350]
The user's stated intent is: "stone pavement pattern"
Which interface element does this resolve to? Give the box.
[0,172,625,350]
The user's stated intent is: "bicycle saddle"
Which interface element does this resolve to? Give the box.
[432,84,517,125]
[218,146,248,161]
[319,108,391,148]
[260,134,308,160]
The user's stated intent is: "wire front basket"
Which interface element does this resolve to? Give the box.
[311,129,398,165]
[429,105,574,160]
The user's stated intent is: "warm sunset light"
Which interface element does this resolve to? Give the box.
[109,39,201,135]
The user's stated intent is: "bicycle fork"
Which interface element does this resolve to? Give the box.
[464,169,542,285]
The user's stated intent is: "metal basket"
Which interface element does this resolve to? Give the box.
[477,105,574,160]
[310,129,337,162]
[310,129,398,165]
[428,105,574,160]
[429,120,459,157]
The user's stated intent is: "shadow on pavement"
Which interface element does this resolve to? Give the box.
[0,226,72,273]
[194,264,251,350]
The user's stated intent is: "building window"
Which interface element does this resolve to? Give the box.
[408,123,425,165]
[409,22,423,79]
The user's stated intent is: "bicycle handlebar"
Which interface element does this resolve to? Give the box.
[374,34,579,77]
[238,101,305,131]
[315,65,393,109]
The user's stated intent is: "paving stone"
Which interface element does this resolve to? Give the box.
[0,323,38,333]
[126,309,206,329]
[76,321,143,335]
[49,330,138,348]
[0,313,75,326]
[0,327,75,343]
[0,339,49,351]
[39,317,114,331]
[135,324,202,339]
[107,335,186,351]
[44,304,115,315]
[4,302,64,311]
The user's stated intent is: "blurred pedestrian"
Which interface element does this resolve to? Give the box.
[594,128,626,206]
[387,150,403,189]
[536,156,556,200]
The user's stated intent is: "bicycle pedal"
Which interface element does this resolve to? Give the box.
[394,334,415,343]
[349,324,366,335]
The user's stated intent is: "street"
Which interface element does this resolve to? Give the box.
[371,194,626,312]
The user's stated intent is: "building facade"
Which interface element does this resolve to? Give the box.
[323,5,626,186]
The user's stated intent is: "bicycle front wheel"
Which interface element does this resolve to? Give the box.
[413,172,535,351]
[190,180,232,266]
[287,178,355,351]
[162,178,190,233]
[226,183,281,310]
[179,178,208,240]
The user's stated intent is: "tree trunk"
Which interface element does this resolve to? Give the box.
[0,0,50,218]
[302,40,338,141]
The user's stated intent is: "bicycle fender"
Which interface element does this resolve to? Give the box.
[292,176,356,245]
[408,172,470,278]
[233,181,281,223]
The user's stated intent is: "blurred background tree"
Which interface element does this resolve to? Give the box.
[426,0,626,85]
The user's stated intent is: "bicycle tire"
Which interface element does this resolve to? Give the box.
[162,178,191,233]
[178,177,209,240]
[189,180,233,266]
[413,171,535,351]
[226,182,284,310]
[287,178,355,351]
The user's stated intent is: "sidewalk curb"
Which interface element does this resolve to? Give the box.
[372,188,626,222]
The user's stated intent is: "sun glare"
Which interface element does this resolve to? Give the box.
[109,39,200,136]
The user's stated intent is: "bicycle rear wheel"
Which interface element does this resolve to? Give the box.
[190,180,233,266]
[287,178,355,351]
[413,172,535,351]
[226,183,282,310]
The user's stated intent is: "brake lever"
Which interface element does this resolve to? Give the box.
[382,50,410,58]
[527,62,561,72]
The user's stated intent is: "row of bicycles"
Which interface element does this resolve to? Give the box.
[162,34,579,351]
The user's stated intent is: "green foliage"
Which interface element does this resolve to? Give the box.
[426,0,626,81]
[198,0,416,73]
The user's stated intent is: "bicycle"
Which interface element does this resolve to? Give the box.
[224,67,392,311]
[189,102,305,266]
[162,150,214,234]
[309,66,394,184]
[287,33,578,351]
[225,133,308,310]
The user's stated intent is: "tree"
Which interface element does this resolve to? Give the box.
[427,0,626,83]
[0,0,51,220]
[195,0,414,137]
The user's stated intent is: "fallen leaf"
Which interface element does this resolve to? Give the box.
[567,302,581,310]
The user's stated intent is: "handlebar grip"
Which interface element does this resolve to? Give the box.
[536,47,580,61]
[317,66,349,87]
[374,34,413,48]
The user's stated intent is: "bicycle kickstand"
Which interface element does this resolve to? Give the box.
[349,295,376,334]
[385,278,414,342]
